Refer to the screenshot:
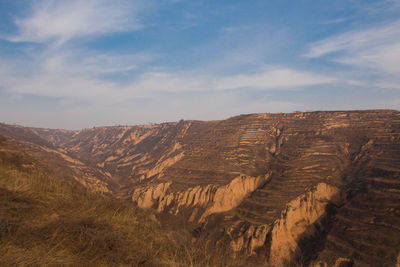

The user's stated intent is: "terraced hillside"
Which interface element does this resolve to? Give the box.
[1,110,399,266]
[0,125,112,192]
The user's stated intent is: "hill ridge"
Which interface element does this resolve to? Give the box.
[1,109,400,266]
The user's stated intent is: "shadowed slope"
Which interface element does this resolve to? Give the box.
[1,110,400,266]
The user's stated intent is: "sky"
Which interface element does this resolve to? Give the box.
[0,0,400,129]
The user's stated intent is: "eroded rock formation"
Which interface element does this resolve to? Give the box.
[269,183,343,266]
[1,109,400,266]
[131,173,271,222]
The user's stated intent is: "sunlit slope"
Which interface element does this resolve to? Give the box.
[0,125,113,192]
[0,159,239,266]
[1,110,400,266]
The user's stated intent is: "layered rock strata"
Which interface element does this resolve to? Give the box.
[1,109,399,266]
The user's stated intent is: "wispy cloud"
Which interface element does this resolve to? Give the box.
[320,17,352,25]
[360,0,400,15]
[1,53,335,102]
[214,68,334,90]
[3,0,380,128]
[0,51,146,103]
[306,19,400,89]
[7,0,143,45]
[124,67,334,94]
[3,0,335,100]
[221,26,250,34]
[305,20,400,59]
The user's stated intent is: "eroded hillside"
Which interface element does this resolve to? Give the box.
[1,110,400,266]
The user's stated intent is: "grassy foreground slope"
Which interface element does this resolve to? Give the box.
[0,160,235,267]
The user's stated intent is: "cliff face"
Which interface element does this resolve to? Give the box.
[269,183,343,266]
[131,173,270,222]
[1,109,400,266]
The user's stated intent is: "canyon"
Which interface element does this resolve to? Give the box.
[1,109,400,266]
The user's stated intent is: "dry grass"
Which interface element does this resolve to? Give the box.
[0,160,242,266]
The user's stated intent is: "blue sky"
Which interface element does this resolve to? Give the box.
[0,0,400,129]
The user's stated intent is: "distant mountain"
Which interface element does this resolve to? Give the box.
[1,109,400,266]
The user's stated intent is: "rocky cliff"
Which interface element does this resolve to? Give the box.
[1,109,399,266]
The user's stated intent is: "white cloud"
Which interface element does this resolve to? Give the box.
[306,20,400,75]
[321,17,352,25]
[377,81,400,90]
[305,19,400,90]
[0,0,342,128]
[122,67,334,94]
[7,0,143,45]
[306,21,400,58]
[335,42,400,76]
[221,26,250,34]
[0,49,335,103]
[214,68,334,90]
[128,72,208,93]
[0,52,145,104]
[2,0,336,100]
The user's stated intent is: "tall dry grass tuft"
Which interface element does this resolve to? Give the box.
[0,160,241,266]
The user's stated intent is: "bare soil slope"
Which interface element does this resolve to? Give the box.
[1,110,399,266]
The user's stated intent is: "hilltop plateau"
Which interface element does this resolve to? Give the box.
[1,110,400,266]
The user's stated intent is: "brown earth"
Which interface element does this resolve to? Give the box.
[1,109,399,266]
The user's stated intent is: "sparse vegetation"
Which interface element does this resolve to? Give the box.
[0,159,238,266]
